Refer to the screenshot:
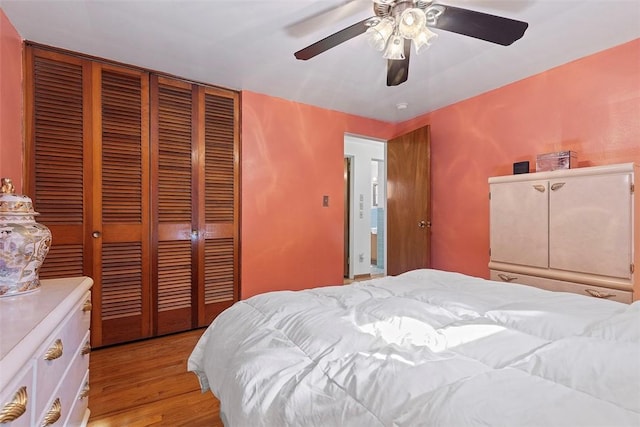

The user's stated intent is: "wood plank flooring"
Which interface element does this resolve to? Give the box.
[88,329,224,427]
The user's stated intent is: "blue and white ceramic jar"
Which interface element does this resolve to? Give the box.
[0,178,52,297]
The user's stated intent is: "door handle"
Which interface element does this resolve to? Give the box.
[418,220,431,228]
[92,231,101,238]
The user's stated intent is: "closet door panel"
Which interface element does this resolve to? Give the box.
[152,76,195,335]
[26,49,89,280]
[199,89,239,325]
[96,66,151,346]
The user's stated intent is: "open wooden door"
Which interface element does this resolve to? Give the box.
[386,125,432,275]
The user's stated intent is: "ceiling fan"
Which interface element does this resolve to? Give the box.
[294,0,528,87]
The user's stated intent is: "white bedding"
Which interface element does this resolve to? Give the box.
[188,269,640,426]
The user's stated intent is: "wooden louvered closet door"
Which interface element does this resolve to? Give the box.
[25,49,88,281]
[27,46,239,346]
[151,76,195,335]
[198,87,239,326]
[26,47,152,347]
[151,78,239,335]
[96,65,152,346]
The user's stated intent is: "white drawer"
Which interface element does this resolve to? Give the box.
[490,270,633,304]
[0,365,34,427]
[36,331,90,427]
[65,369,90,427]
[35,292,91,416]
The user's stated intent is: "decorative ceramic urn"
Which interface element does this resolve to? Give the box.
[0,178,52,297]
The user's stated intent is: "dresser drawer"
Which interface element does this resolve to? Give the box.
[65,369,90,427]
[491,270,633,303]
[34,291,91,420]
[0,365,34,427]
[35,330,90,427]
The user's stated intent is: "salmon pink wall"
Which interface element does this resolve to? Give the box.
[0,9,23,193]
[396,39,640,279]
[2,6,638,298]
[241,92,394,298]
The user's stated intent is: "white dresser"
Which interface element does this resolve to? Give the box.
[0,277,93,426]
[489,163,638,303]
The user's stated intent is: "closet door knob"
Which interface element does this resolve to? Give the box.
[92,231,101,238]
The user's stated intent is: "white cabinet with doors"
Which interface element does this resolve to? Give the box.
[489,163,638,303]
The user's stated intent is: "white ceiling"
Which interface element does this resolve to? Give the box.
[2,0,639,122]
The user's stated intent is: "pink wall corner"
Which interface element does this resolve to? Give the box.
[240,91,394,298]
[0,8,23,193]
[398,38,640,280]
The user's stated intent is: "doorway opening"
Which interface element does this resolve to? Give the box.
[343,135,386,280]
[370,159,385,276]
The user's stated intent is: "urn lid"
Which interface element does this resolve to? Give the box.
[0,178,38,215]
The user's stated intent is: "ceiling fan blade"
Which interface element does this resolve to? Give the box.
[432,4,528,46]
[294,18,370,60]
[386,39,411,87]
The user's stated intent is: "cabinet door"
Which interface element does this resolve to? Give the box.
[549,173,632,279]
[490,180,548,268]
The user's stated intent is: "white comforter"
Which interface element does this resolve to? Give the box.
[188,269,640,426]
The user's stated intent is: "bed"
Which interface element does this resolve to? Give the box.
[188,269,640,426]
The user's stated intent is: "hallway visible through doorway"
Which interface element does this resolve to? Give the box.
[344,135,386,281]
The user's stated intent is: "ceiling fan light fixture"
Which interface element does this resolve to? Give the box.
[398,8,427,39]
[413,26,438,53]
[383,34,406,60]
[365,17,395,51]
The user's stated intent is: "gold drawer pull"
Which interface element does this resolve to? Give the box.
[550,182,565,191]
[0,386,27,423]
[82,299,92,312]
[41,398,61,427]
[79,382,90,400]
[498,273,518,282]
[81,341,92,356]
[585,289,615,299]
[532,184,546,193]
[44,339,63,361]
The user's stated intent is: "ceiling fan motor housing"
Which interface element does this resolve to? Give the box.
[371,1,444,29]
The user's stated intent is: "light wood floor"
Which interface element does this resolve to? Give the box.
[88,329,224,427]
